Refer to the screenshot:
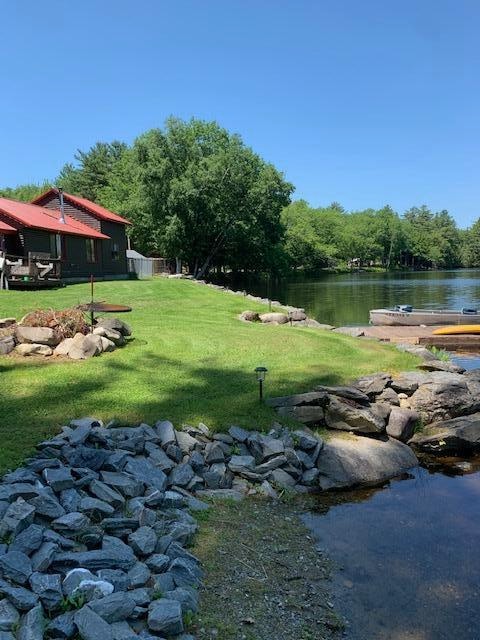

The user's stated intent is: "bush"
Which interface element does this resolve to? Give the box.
[21,308,89,340]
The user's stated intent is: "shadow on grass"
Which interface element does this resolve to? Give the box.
[0,349,343,474]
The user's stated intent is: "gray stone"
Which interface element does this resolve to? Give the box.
[324,396,385,434]
[332,326,365,337]
[9,524,44,555]
[266,391,328,409]
[228,426,249,442]
[128,526,157,557]
[315,385,370,404]
[258,480,278,499]
[29,491,66,519]
[255,455,287,474]
[15,325,58,346]
[152,572,175,593]
[0,551,32,585]
[97,570,129,593]
[0,337,15,356]
[260,436,284,460]
[62,569,97,597]
[109,621,137,640]
[47,612,76,639]
[0,581,39,611]
[31,541,58,572]
[168,464,194,488]
[165,444,183,463]
[317,434,418,490]
[228,455,255,473]
[301,468,320,485]
[386,407,420,442]
[43,530,76,549]
[29,572,63,610]
[74,605,114,640]
[89,592,136,623]
[409,372,479,423]
[124,458,167,492]
[169,557,202,588]
[54,338,74,357]
[259,312,288,324]
[0,599,19,631]
[15,342,53,357]
[196,488,244,501]
[417,360,465,374]
[377,386,401,406]
[277,405,325,426]
[147,599,183,635]
[0,498,35,537]
[0,483,39,502]
[17,604,44,640]
[175,431,198,454]
[52,512,90,533]
[89,480,125,508]
[68,446,109,471]
[164,587,198,614]
[270,468,297,489]
[353,372,392,396]
[390,371,427,395]
[127,562,151,588]
[54,542,136,572]
[409,413,480,455]
[155,420,176,446]
[144,444,175,472]
[203,442,225,464]
[145,554,170,573]
[95,317,131,336]
[79,497,115,517]
[100,472,144,497]
[43,467,74,492]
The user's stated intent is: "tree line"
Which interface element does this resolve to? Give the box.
[1,117,479,276]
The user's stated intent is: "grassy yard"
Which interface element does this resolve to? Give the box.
[0,278,416,472]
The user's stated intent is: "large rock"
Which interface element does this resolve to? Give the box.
[0,337,15,356]
[317,434,418,490]
[386,407,419,442]
[276,405,325,427]
[324,396,385,433]
[353,372,391,396]
[88,592,136,622]
[239,310,259,322]
[95,318,131,337]
[266,391,327,408]
[391,371,429,395]
[74,606,113,640]
[67,333,100,360]
[315,385,370,404]
[15,343,53,357]
[15,326,58,346]
[147,599,183,635]
[409,413,480,455]
[17,604,43,640]
[259,312,288,325]
[409,371,480,423]
[53,338,74,357]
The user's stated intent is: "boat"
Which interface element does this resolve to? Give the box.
[369,305,480,326]
[432,325,480,335]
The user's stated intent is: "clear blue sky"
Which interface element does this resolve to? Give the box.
[1,0,479,226]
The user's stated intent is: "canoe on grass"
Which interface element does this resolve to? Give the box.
[432,325,480,335]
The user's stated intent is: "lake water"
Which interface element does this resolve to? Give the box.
[303,461,480,640]
[230,269,480,326]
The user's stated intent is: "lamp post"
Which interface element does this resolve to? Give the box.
[254,366,268,402]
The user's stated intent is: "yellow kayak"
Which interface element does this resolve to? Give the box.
[433,325,480,335]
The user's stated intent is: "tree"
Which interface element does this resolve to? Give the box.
[132,118,293,276]
[0,182,52,202]
[461,219,480,267]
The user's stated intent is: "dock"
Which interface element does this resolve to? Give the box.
[358,325,480,352]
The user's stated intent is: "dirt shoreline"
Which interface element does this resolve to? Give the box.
[189,497,343,640]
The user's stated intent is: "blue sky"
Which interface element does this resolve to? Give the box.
[1,0,479,226]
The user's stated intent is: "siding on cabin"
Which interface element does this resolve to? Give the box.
[99,221,128,275]
[37,194,101,231]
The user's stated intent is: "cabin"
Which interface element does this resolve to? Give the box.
[0,190,130,288]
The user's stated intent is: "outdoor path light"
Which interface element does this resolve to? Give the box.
[255,366,268,402]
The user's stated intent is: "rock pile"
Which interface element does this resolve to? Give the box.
[0,317,131,360]
[239,310,333,329]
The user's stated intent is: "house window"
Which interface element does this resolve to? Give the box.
[86,238,97,263]
[111,242,120,261]
[49,234,62,259]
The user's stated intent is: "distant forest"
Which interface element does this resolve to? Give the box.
[1,117,479,276]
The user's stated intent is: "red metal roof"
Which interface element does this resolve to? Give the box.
[0,197,110,239]
[0,219,16,234]
[32,189,131,225]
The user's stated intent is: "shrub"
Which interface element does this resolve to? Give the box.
[22,308,89,340]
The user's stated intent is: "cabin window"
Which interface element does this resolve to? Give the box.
[86,238,97,263]
[111,242,120,261]
[49,234,62,259]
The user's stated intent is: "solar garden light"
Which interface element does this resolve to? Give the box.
[255,366,268,402]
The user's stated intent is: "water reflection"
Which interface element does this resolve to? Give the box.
[303,462,480,640]
[221,269,480,326]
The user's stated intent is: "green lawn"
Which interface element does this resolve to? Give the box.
[0,278,417,472]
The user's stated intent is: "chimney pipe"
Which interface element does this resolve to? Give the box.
[58,188,66,224]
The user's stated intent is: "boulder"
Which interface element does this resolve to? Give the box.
[417,360,465,374]
[147,599,183,635]
[315,385,370,404]
[95,318,131,336]
[259,312,288,324]
[288,310,307,321]
[239,311,259,322]
[409,372,479,423]
[17,604,44,640]
[332,326,365,337]
[266,391,328,409]
[0,598,19,631]
[14,343,53,357]
[353,372,391,396]
[74,606,113,640]
[15,326,58,346]
[386,407,419,442]
[390,371,429,395]
[317,434,418,490]
[277,405,325,426]
[0,319,16,329]
[100,337,116,352]
[324,396,385,433]
[0,337,15,356]
[53,338,74,357]
[409,413,480,455]
[88,592,136,623]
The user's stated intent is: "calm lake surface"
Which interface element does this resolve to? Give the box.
[235,269,480,638]
[233,269,480,326]
[303,461,480,640]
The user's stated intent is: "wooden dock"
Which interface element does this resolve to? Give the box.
[360,325,480,352]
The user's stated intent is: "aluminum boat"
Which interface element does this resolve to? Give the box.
[369,305,480,326]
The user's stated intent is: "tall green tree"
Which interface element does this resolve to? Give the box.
[0,182,52,202]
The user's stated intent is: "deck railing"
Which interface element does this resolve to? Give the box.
[2,252,62,284]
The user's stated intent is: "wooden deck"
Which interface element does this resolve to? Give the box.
[361,325,480,351]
